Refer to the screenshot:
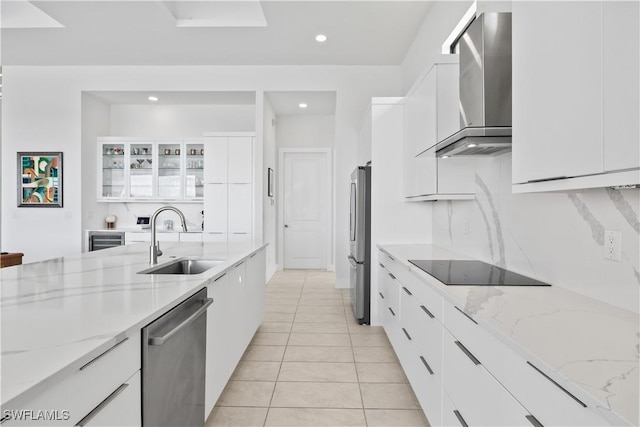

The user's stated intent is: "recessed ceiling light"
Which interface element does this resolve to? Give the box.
[441,155,449,159]
[299,103,308,109]
[467,143,477,148]
[148,96,159,102]
[315,34,327,43]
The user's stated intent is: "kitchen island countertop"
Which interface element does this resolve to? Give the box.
[0,241,266,410]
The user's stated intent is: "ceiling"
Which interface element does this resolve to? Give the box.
[2,1,433,115]
[1,1,435,66]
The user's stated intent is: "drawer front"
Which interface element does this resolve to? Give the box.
[402,295,443,382]
[442,329,531,426]
[82,370,141,427]
[442,301,609,426]
[4,333,140,426]
[402,268,443,321]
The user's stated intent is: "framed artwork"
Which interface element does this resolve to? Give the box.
[268,167,275,197]
[17,152,63,207]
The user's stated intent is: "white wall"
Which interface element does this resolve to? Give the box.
[1,65,402,272]
[110,104,255,136]
[276,115,335,149]
[262,96,278,280]
[81,93,112,245]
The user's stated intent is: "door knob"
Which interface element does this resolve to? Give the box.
[284,224,289,228]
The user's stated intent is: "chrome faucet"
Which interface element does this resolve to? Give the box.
[150,206,188,265]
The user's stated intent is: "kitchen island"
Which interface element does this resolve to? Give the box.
[0,241,266,425]
[377,244,638,427]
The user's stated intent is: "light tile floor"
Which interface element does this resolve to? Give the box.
[206,270,430,427]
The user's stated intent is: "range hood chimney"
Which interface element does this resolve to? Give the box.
[436,12,512,157]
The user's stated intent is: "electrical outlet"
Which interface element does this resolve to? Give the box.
[604,230,622,261]
[463,219,471,235]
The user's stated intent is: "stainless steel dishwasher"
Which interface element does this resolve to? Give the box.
[142,288,212,426]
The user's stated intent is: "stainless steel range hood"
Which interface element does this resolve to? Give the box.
[436,12,512,157]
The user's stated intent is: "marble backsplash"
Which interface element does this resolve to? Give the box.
[105,203,205,231]
[432,154,640,313]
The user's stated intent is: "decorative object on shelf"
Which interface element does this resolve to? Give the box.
[190,148,197,155]
[17,151,63,207]
[114,147,123,155]
[200,148,204,155]
[268,167,275,197]
[164,149,171,155]
[175,148,181,155]
[164,219,173,231]
[105,214,117,229]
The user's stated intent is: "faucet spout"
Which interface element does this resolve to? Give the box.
[149,206,188,265]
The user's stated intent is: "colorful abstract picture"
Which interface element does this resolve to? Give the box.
[18,152,63,207]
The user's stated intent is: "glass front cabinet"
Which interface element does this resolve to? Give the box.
[98,138,204,202]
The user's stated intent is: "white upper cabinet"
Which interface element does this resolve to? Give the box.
[512,1,640,190]
[404,58,475,200]
[227,137,253,184]
[603,1,640,172]
[204,137,228,184]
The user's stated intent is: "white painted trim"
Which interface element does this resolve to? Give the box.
[278,148,333,271]
[203,132,255,137]
[512,169,640,194]
[441,0,477,54]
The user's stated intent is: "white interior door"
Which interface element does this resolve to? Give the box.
[283,151,328,269]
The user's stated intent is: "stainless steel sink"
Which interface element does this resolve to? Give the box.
[139,258,224,275]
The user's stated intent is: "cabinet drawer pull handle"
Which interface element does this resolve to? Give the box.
[420,305,435,318]
[455,306,478,324]
[388,307,396,316]
[235,262,244,268]
[453,410,469,427]
[214,273,227,282]
[526,362,587,407]
[250,252,257,258]
[402,286,412,296]
[402,327,412,341]
[379,262,385,268]
[388,256,396,261]
[388,273,396,280]
[455,341,481,365]
[526,415,544,427]
[379,292,385,299]
[80,337,129,371]
[419,356,434,375]
[75,383,129,426]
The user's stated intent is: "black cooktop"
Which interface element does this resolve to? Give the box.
[408,260,551,287]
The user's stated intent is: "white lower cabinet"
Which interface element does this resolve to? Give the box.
[3,333,141,426]
[204,248,265,419]
[82,371,141,427]
[378,249,615,427]
[442,329,531,426]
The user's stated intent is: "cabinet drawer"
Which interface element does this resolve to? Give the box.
[442,301,609,426]
[401,290,443,381]
[398,269,443,322]
[4,333,140,426]
[80,371,141,427]
[442,329,531,426]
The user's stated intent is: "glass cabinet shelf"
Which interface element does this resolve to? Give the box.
[98,138,204,202]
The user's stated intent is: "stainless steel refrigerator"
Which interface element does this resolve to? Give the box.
[348,164,371,325]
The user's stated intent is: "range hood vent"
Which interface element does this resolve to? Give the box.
[436,12,512,157]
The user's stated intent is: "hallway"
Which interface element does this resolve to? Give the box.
[206,270,429,427]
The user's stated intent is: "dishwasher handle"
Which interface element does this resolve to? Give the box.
[149,298,213,346]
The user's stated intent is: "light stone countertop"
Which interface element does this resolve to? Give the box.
[378,244,639,426]
[0,241,266,410]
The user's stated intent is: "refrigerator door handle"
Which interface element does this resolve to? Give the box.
[347,254,357,266]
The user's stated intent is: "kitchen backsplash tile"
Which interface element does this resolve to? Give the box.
[106,203,204,231]
[433,154,640,313]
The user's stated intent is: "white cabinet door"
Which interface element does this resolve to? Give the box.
[203,184,227,233]
[437,157,476,194]
[179,232,202,242]
[227,184,252,233]
[83,371,141,427]
[603,1,640,172]
[414,68,438,155]
[442,329,531,426]
[436,63,460,141]
[204,137,228,184]
[227,137,252,184]
[205,274,233,417]
[512,1,604,184]
[202,232,227,243]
